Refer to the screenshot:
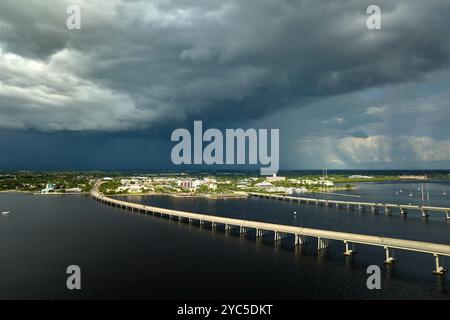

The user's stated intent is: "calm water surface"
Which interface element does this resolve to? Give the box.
[0,181,449,299]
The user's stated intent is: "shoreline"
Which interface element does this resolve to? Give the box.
[110,191,249,199]
[0,190,88,195]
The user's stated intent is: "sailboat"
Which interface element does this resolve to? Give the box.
[2,211,11,215]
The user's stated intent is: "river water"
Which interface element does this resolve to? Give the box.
[0,180,449,299]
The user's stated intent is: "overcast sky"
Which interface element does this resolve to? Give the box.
[1,0,450,170]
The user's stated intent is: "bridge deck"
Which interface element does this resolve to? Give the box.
[90,179,450,275]
[248,192,450,214]
[91,189,450,257]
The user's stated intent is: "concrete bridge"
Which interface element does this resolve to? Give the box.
[91,182,450,275]
[248,192,450,220]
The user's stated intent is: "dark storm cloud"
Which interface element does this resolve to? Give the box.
[348,131,369,139]
[1,0,450,134]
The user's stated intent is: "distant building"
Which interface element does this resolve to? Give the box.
[65,187,82,193]
[349,175,374,179]
[176,178,205,190]
[207,183,217,191]
[266,174,286,183]
[255,182,274,188]
[192,179,203,189]
[399,175,428,180]
[128,185,146,193]
[178,180,193,189]
[300,179,333,186]
[320,180,334,186]
[103,177,113,181]
[40,183,56,194]
[117,186,129,193]
[266,187,293,194]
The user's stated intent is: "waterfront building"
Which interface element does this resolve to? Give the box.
[266,174,286,182]
[40,183,56,194]
[255,182,274,188]
[399,175,428,180]
[349,175,374,179]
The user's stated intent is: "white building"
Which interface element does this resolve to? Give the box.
[207,183,217,191]
[266,174,286,182]
[255,182,274,188]
[349,175,374,179]
[129,185,146,193]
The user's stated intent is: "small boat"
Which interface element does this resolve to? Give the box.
[443,191,447,196]
[2,211,11,215]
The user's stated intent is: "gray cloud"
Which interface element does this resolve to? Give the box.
[348,131,369,139]
[1,0,450,134]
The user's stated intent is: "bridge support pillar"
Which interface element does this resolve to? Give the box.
[256,229,264,238]
[274,231,280,242]
[421,209,429,218]
[317,237,330,250]
[343,241,355,256]
[295,234,307,246]
[400,208,407,216]
[224,224,231,232]
[384,247,396,264]
[274,231,285,243]
[239,226,246,235]
[384,207,391,215]
[446,211,450,220]
[371,206,378,214]
[432,254,447,275]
